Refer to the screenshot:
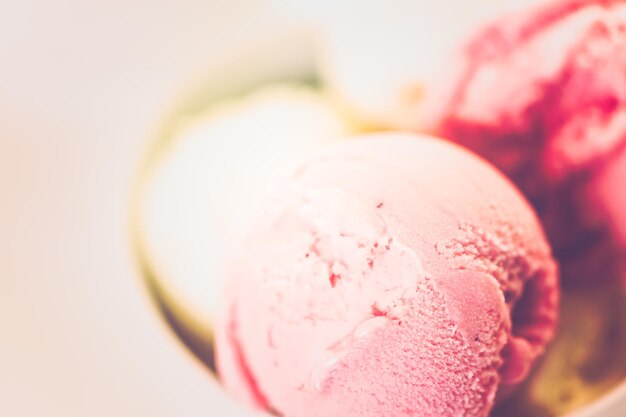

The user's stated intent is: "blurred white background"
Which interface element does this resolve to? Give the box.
[0,1,309,415]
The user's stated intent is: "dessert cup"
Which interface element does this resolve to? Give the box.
[132,26,626,417]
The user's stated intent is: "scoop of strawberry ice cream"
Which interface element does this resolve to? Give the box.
[215,134,559,417]
[425,0,626,283]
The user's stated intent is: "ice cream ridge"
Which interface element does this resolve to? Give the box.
[424,0,626,284]
[215,134,559,417]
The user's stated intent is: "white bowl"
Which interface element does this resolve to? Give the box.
[133,10,626,417]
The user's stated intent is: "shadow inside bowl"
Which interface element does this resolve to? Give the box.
[493,280,626,417]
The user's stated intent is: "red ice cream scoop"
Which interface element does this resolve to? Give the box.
[425,0,626,284]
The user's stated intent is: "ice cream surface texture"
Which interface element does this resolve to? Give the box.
[426,0,626,283]
[136,85,351,336]
[216,134,559,417]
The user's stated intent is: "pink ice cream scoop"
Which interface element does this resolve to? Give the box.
[425,0,626,283]
[215,134,559,417]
